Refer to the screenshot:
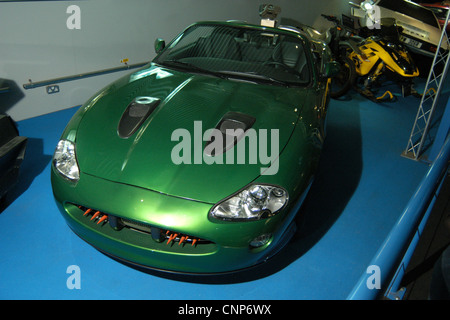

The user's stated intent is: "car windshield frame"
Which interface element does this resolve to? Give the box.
[153,22,311,87]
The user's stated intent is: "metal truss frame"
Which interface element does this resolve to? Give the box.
[404,9,450,161]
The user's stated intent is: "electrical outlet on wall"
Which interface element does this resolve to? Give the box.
[46,85,60,94]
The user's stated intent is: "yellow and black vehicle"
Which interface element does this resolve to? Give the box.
[349,18,420,102]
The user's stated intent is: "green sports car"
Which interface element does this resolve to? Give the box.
[51,21,337,274]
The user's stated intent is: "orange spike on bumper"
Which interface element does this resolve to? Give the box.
[90,211,101,221]
[167,233,178,245]
[97,215,108,224]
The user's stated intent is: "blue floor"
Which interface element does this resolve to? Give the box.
[0,79,445,300]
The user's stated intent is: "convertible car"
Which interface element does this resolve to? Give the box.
[51,21,337,273]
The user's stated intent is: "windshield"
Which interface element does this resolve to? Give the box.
[154,23,310,87]
[379,18,401,43]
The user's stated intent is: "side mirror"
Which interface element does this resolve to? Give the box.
[154,38,165,54]
[323,61,341,78]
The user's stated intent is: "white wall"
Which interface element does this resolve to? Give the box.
[0,0,350,121]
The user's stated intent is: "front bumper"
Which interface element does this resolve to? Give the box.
[51,168,297,274]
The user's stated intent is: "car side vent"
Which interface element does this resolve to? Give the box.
[118,96,160,138]
[205,111,256,156]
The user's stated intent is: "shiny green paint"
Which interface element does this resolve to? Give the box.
[75,63,309,203]
[51,20,331,273]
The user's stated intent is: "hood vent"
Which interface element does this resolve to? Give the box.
[205,111,256,156]
[118,96,160,138]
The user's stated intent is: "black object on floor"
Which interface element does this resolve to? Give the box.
[0,114,28,209]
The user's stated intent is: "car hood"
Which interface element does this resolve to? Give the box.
[76,64,307,203]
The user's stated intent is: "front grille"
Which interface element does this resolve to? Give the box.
[73,204,210,246]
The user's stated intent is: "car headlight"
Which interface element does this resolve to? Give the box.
[53,140,80,182]
[210,184,288,221]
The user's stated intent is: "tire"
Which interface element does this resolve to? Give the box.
[330,55,356,99]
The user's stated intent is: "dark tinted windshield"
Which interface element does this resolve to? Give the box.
[379,18,401,42]
[154,23,310,86]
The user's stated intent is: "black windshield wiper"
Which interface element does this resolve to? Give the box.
[217,70,290,87]
[160,60,227,79]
